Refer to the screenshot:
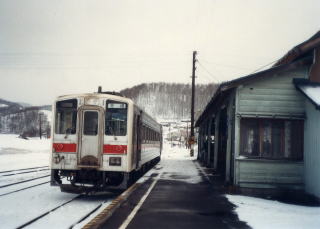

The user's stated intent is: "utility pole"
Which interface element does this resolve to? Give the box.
[39,113,42,139]
[189,51,197,156]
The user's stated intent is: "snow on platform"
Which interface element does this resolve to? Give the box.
[227,194,320,229]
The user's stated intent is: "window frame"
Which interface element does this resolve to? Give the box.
[239,118,304,161]
[83,111,99,136]
[55,99,78,135]
[105,100,128,137]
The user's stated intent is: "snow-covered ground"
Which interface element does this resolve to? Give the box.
[1,132,320,229]
[227,194,320,229]
[0,134,50,171]
[0,134,114,229]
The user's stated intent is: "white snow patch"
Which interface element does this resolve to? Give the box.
[226,194,320,229]
[0,185,77,228]
[0,134,50,171]
[40,109,52,123]
[72,200,113,229]
[300,85,320,106]
[236,155,248,159]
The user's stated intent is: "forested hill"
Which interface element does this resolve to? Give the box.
[120,83,218,120]
[0,98,51,136]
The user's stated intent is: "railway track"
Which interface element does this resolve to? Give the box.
[1,168,49,177]
[0,166,50,193]
[0,166,49,176]
[0,174,50,189]
[16,195,81,229]
[16,194,117,229]
[0,180,50,197]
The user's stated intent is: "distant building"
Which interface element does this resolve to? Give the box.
[196,31,320,198]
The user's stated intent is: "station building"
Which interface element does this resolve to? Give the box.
[196,31,320,198]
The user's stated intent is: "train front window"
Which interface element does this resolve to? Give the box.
[55,99,77,135]
[83,111,98,136]
[105,101,127,136]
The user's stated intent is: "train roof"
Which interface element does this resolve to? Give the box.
[56,93,161,127]
[56,93,134,104]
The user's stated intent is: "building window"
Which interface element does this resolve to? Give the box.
[240,118,303,160]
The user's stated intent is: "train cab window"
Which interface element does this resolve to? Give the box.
[105,101,128,136]
[55,99,77,135]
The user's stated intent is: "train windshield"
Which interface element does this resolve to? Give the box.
[105,101,127,136]
[55,99,78,135]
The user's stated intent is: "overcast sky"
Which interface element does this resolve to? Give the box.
[0,0,319,105]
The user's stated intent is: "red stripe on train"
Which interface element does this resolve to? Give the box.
[52,143,127,154]
[103,145,127,154]
[53,143,77,153]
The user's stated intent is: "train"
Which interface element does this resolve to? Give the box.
[50,89,162,193]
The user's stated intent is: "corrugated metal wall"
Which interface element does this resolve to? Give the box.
[304,101,320,198]
[236,159,304,188]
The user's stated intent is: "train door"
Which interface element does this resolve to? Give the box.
[78,106,104,168]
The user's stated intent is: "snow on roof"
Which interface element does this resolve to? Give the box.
[299,85,320,106]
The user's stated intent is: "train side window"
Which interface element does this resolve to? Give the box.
[146,128,149,143]
[141,126,143,143]
[105,101,128,136]
[55,99,77,135]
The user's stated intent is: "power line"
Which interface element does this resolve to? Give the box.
[196,63,218,83]
[198,70,215,83]
[250,58,280,74]
[200,58,252,70]
[197,60,221,82]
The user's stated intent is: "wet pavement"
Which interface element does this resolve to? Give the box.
[99,161,250,229]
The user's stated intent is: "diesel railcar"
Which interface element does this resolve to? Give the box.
[50,91,162,193]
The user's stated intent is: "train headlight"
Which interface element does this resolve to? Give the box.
[109,157,121,166]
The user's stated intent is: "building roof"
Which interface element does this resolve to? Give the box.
[273,31,320,67]
[195,56,312,126]
[196,30,320,127]
[293,79,320,110]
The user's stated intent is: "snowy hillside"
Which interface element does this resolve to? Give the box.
[0,99,51,137]
[121,82,218,120]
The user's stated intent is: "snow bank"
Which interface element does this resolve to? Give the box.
[0,134,50,171]
[227,194,320,229]
[0,134,50,151]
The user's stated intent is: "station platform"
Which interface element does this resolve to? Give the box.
[83,147,250,229]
